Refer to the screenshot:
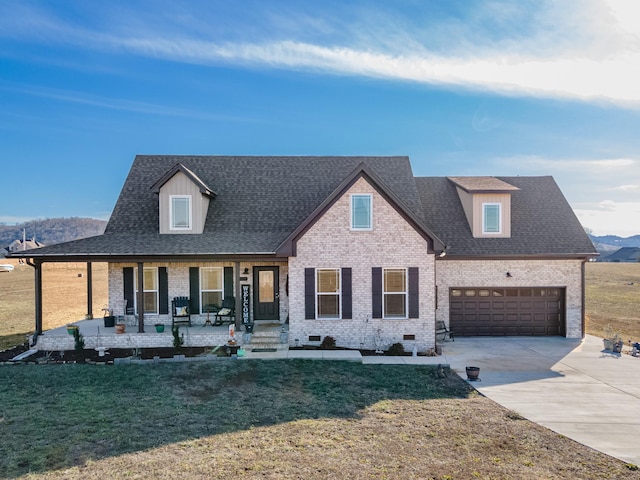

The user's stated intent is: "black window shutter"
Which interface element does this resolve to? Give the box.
[189,267,200,313]
[158,267,169,315]
[224,267,234,298]
[123,267,134,311]
[305,268,315,319]
[372,267,382,319]
[408,267,419,318]
[342,268,352,319]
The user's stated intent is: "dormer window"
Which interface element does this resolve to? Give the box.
[351,194,372,230]
[448,176,519,239]
[482,203,501,234]
[170,195,192,230]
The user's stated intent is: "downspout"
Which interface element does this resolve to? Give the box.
[25,258,43,346]
[581,258,587,339]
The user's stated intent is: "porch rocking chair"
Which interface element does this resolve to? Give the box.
[213,296,236,326]
[171,296,192,327]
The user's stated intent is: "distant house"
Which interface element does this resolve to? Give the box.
[3,238,44,256]
[602,247,640,263]
[10,156,597,349]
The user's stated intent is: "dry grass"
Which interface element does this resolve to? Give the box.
[0,261,639,478]
[585,262,640,341]
[0,361,636,480]
[0,259,107,349]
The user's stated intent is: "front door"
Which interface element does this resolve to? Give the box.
[253,266,279,321]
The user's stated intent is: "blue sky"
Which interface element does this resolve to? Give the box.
[1,0,639,236]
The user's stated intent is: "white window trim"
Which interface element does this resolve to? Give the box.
[482,202,502,234]
[350,194,373,231]
[316,268,342,320]
[383,267,408,319]
[170,195,192,231]
[134,267,159,314]
[200,267,223,314]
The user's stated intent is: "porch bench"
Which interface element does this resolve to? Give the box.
[436,320,454,342]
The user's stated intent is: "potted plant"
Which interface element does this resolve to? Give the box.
[115,323,126,334]
[603,326,623,353]
[102,307,115,328]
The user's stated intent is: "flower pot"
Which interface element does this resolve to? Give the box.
[115,324,126,334]
[67,325,79,335]
[155,324,165,333]
[466,366,480,381]
[104,315,115,328]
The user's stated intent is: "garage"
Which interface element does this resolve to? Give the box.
[449,287,565,336]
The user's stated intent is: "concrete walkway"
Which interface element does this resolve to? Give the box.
[441,335,640,466]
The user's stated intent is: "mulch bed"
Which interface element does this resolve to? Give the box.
[0,345,221,364]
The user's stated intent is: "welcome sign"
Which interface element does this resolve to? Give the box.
[242,284,250,324]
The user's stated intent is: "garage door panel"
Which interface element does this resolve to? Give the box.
[450,287,564,336]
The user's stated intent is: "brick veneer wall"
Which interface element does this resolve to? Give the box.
[288,177,436,352]
[435,258,585,338]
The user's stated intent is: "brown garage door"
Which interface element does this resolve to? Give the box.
[449,287,564,336]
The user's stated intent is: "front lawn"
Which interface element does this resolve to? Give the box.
[0,360,635,479]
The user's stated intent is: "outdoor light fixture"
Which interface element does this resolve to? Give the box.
[243,267,249,275]
[506,272,512,278]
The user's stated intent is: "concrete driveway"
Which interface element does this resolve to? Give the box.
[441,335,640,466]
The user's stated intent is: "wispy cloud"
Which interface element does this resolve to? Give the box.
[0,83,258,123]
[2,1,639,108]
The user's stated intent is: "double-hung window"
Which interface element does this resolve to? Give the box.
[170,195,192,230]
[351,194,372,230]
[134,267,159,314]
[482,203,501,234]
[200,267,223,313]
[316,269,341,319]
[384,268,407,319]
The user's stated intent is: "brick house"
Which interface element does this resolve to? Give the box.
[12,155,596,351]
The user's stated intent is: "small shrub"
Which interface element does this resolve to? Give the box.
[320,336,336,349]
[172,326,184,349]
[386,342,405,356]
[72,328,85,353]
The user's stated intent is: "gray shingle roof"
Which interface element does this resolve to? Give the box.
[417,176,597,256]
[11,156,596,259]
[21,156,424,258]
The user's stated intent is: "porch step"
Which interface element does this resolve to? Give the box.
[246,334,288,351]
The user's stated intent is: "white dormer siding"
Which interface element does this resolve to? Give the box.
[158,171,210,234]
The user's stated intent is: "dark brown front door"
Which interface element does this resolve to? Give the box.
[449,287,565,336]
[253,267,279,321]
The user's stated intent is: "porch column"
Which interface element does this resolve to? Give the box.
[86,262,93,319]
[28,259,43,337]
[235,261,241,328]
[35,261,43,336]
[137,262,145,333]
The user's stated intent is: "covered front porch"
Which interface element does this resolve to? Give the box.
[34,317,288,352]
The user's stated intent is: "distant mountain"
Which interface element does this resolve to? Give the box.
[589,234,640,248]
[589,234,640,259]
[0,217,107,254]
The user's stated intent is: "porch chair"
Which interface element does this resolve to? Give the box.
[213,296,236,326]
[171,296,192,327]
[124,300,138,327]
[436,320,454,342]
